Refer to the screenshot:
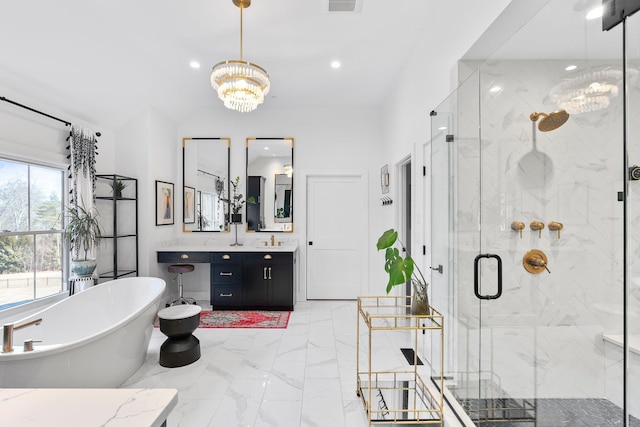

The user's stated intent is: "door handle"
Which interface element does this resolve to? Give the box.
[473,253,502,300]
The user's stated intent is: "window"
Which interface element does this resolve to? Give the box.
[0,158,65,309]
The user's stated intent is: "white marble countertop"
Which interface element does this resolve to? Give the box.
[157,243,298,253]
[0,388,178,427]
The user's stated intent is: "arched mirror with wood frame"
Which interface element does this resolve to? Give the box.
[246,137,294,232]
[182,137,230,232]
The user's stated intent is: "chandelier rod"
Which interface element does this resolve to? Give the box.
[239,6,243,61]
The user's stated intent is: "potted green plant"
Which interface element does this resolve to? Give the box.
[110,179,127,198]
[64,203,102,276]
[376,228,430,315]
[222,176,246,223]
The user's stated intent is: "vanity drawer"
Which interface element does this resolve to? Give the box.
[210,253,241,263]
[212,286,242,305]
[157,252,209,263]
[212,264,242,283]
[243,252,293,264]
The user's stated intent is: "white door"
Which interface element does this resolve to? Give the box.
[306,174,366,299]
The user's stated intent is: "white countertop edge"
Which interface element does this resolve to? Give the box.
[157,244,298,253]
[0,388,178,427]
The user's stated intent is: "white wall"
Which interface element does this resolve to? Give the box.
[126,105,387,300]
[115,109,178,280]
[380,0,512,295]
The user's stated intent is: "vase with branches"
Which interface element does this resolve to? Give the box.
[222,176,246,223]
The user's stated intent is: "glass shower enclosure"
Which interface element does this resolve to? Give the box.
[430,1,639,425]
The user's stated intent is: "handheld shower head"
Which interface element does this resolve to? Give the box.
[530,110,569,132]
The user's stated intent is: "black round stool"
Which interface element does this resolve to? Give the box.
[168,264,196,305]
[158,304,201,368]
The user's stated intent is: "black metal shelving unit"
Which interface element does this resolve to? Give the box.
[95,174,138,282]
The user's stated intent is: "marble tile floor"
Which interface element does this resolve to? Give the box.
[122,299,462,427]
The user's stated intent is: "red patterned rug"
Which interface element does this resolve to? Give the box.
[199,310,290,329]
[156,310,290,329]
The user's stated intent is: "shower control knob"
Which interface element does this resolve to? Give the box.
[548,222,564,238]
[630,165,640,181]
[523,249,550,274]
[511,221,525,238]
[530,221,545,238]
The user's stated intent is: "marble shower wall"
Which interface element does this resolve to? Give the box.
[449,58,633,400]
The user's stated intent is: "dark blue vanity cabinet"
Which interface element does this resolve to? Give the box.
[210,252,243,307]
[242,253,294,310]
[157,248,296,311]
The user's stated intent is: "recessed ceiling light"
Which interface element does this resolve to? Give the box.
[586,6,603,20]
[565,64,577,71]
[489,86,502,93]
[438,126,447,130]
[331,60,341,69]
[264,147,269,150]
[190,61,201,69]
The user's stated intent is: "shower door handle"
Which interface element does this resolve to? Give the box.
[473,253,503,300]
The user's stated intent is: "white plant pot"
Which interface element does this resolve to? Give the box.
[71,259,97,276]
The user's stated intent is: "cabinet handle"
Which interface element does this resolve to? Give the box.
[181,254,189,259]
[264,254,272,260]
[222,254,231,260]
[263,267,267,280]
[268,267,272,280]
[219,293,233,297]
[219,272,233,276]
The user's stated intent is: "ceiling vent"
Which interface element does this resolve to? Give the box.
[326,0,363,13]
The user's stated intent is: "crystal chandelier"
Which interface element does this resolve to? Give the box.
[549,66,638,115]
[211,0,270,113]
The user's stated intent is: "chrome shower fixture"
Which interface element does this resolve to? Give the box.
[530,110,570,132]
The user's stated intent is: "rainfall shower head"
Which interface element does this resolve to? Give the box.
[530,110,570,132]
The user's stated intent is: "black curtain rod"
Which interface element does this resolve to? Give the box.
[197,169,220,179]
[0,96,101,137]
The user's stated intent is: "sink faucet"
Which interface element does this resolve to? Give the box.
[270,235,275,246]
[2,318,42,353]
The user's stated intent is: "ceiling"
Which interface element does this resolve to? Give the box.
[0,0,454,129]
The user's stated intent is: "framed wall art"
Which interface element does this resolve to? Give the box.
[183,186,195,224]
[156,180,174,226]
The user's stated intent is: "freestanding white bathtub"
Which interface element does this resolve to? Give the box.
[0,277,165,388]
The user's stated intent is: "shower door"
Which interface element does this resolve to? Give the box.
[626,8,640,425]
[430,6,632,420]
[431,70,540,425]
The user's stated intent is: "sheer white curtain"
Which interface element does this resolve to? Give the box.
[69,125,98,258]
